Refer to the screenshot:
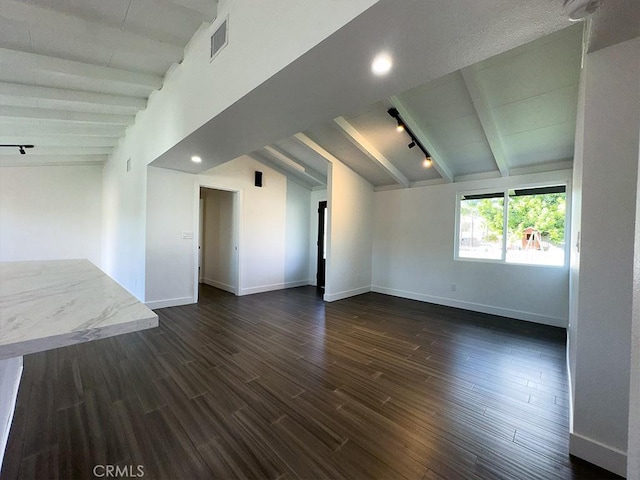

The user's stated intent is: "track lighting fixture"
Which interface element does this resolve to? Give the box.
[396,120,405,132]
[0,144,34,155]
[387,108,433,168]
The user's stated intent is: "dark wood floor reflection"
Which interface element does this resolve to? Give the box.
[4,285,620,479]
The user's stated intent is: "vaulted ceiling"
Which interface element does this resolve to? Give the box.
[0,0,583,189]
[0,0,216,166]
[251,25,583,190]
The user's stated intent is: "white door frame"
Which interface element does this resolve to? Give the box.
[193,181,243,302]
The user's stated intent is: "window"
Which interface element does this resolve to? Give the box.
[456,185,567,266]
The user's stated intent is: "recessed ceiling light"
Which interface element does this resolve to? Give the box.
[371,53,392,76]
[191,156,202,163]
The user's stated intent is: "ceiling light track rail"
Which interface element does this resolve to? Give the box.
[0,144,34,155]
[387,108,433,167]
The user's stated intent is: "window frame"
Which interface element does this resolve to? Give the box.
[454,182,570,268]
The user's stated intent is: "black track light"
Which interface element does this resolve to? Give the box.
[387,108,433,168]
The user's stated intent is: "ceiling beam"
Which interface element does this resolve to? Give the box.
[0,106,134,125]
[0,146,112,156]
[293,133,343,165]
[0,155,108,167]
[0,135,118,148]
[0,82,145,114]
[0,47,162,91]
[333,116,409,188]
[0,0,184,61]
[0,123,125,138]
[461,66,510,177]
[388,96,454,183]
[263,145,326,185]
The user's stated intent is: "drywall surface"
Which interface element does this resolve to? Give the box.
[145,166,196,307]
[372,170,572,327]
[145,157,311,307]
[103,0,377,300]
[120,0,379,170]
[0,165,102,266]
[285,180,311,285]
[325,161,374,301]
[201,188,237,293]
[568,60,586,409]
[569,37,640,477]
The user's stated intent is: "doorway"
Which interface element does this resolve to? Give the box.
[317,201,327,290]
[198,187,240,298]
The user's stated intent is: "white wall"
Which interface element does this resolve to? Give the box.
[372,170,572,327]
[308,189,328,286]
[0,165,102,266]
[285,180,311,285]
[145,158,312,307]
[201,188,237,293]
[0,357,22,476]
[145,166,196,308]
[102,0,377,299]
[568,36,640,477]
[325,161,374,302]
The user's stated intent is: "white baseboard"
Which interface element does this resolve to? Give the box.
[145,296,195,310]
[570,432,627,477]
[371,285,567,327]
[201,278,237,294]
[239,280,311,296]
[0,357,23,476]
[324,286,371,302]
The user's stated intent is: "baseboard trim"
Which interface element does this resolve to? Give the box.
[371,285,567,327]
[570,432,627,477]
[145,296,195,310]
[201,278,237,295]
[0,357,23,476]
[324,286,371,302]
[239,280,310,296]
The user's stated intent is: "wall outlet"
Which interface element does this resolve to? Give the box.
[450,283,457,292]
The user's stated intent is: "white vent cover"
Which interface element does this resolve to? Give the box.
[210,18,228,60]
[563,0,602,21]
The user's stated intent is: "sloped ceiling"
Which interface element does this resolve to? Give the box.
[215,24,583,191]
[0,0,216,166]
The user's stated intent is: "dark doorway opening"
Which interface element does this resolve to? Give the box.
[317,201,327,290]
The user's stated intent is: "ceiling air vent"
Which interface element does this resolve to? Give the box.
[210,18,228,61]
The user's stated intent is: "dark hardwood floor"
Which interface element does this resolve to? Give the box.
[3,285,620,479]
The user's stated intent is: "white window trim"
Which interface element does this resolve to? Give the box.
[454,181,571,268]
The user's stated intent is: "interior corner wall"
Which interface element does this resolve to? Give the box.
[325,160,373,302]
[0,165,102,266]
[568,54,587,408]
[145,166,197,308]
[101,0,378,302]
[145,157,312,307]
[569,36,640,478]
[308,189,328,286]
[372,170,572,327]
[285,180,311,285]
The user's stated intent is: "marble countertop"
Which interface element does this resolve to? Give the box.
[0,259,158,360]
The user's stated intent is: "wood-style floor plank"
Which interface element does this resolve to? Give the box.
[3,285,621,479]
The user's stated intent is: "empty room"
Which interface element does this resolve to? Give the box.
[0,0,639,479]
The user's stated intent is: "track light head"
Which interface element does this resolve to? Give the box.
[408,141,416,149]
[19,146,26,155]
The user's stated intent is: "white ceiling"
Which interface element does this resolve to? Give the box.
[0,0,216,166]
[230,24,583,191]
[0,0,586,190]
